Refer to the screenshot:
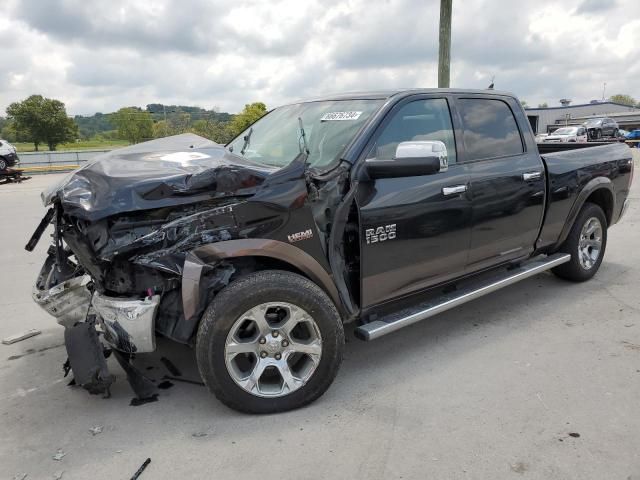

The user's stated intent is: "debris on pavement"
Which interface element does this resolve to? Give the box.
[89,425,103,436]
[130,458,151,480]
[622,340,640,351]
[53,470,64,479]
[192,432,208,437]
[2,329,42,345]
[12,474,27,480]
[52,449,66,461]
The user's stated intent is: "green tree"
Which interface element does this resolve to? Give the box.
[608,94,637,107]
[520,100,529,108]
[227,102,268,139]
[40,99,79,150]
[111,107,153,144]
[538,102,548,108]
[1,119,30,143]
[152,120,172,138]
[191,119,234,144]
[168,112,191,134]
[6,95,78,150]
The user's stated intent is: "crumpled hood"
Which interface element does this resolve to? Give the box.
[42,134,280,221]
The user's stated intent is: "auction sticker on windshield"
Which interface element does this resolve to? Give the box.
[320,111,363,121]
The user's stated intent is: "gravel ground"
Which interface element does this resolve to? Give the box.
[1,153,639,480]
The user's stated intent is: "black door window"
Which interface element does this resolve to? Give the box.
[458,98,523,161]
[367,98,457,164]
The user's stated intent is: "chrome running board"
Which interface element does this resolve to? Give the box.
[354,253,571,341]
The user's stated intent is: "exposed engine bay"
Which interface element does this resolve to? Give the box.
[27,134,360,400]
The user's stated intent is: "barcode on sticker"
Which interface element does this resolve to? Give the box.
[320,111,363,121]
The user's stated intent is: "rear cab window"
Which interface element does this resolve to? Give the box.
[458,98,524,161]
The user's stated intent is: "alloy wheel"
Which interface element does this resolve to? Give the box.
[578,217,603,270]
[224,302,322,398]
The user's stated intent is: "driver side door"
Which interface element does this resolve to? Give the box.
[356,96,471,308]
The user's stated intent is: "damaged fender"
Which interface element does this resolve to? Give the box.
[181,238,343,321]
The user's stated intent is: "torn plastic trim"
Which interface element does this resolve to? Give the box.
[64,319,114,396]
[93,292,160,353]
[32,275,92,328]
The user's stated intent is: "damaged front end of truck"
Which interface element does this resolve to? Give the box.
[26,133,356,401]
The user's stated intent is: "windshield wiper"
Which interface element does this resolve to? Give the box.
[298,117,310,156]
[240,127,253,155]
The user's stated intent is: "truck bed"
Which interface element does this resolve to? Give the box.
[536,142,633,251]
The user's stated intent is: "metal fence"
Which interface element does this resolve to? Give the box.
[17,149,112,173]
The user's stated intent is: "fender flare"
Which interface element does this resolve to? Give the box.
[556,177,615,247]
[181,238,342,321]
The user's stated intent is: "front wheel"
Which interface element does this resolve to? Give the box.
[0,157,7,171]
[196,270,344,413]
[552,202,607,282]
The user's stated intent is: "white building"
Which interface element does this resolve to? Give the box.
[525,101,640,134]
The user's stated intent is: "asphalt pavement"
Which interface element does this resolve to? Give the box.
[1,154,639,479]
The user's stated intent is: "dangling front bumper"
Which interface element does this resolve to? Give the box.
[33,275,160,354]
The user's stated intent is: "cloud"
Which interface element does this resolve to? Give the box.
[576,0,618,14]
[0,0,638,115]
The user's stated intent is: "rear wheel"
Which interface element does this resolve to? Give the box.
[552,202,607,282]
[196,270,344,413]
[0,157,7,171]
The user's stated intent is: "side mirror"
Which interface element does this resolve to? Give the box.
[365,141,449,179]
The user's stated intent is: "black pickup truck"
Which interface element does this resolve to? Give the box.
[28,89,633,413]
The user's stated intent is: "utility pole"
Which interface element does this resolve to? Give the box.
[438,0,453,88]
[601,82,607,102]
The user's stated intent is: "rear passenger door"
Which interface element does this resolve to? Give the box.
[453,96,546,272]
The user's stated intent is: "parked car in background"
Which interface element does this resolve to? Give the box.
[624,129,640,140]
[535,133,549,143]
[583,117,619,140]
[0,139,19,171]
[617,129,629,138]
[544,126,588,143]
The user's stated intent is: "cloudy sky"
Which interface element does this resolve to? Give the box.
[1,0,638,115]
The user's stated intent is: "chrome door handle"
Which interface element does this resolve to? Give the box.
[523,171,542,181]
[442,185,467,196]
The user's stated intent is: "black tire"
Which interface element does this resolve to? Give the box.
[0,157,7,171]
[196,270,344,414]
[552,202,607,282]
